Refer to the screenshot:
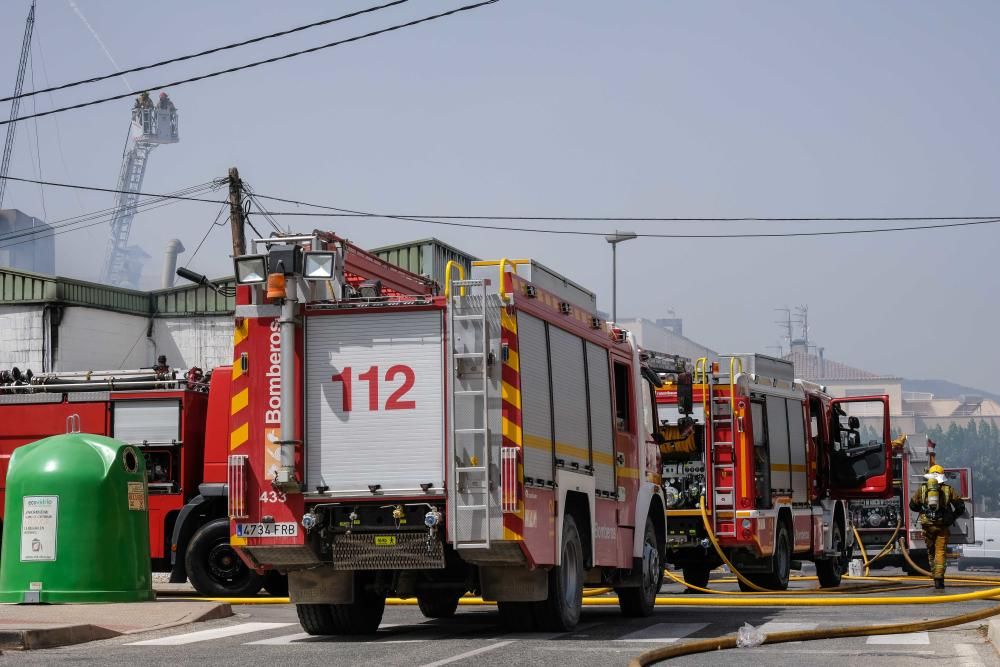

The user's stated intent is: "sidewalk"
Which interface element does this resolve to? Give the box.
[0,600,232,650]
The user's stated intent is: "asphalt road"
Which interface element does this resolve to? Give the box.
[6,573,1000,666]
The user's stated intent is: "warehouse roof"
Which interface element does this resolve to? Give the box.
[784,348,900,382]
[0,266,235,316]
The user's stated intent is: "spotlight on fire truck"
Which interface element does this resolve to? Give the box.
[303,251,336,280]
[234,255,268,284]
[358,279,382,298]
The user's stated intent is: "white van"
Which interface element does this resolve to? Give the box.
[959,517,1000,570]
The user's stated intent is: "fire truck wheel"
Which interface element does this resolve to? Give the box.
[264,571,289,597]
[535,514,585,631]
[417,592,462,618]
[759,521,792,590]
[618,517,665,615]
[296,603,336,635]
[681,564,712,592]
[815,520,847,588]
[329,573,386,634]
[186,518,264,597]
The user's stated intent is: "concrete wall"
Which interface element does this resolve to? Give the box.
[0,305,235,374]
[0,304,45,370]
[153,316,234,370]
[55,307,151,370]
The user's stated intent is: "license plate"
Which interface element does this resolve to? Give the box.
[236,522,298,537]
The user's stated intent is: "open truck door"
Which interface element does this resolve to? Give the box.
[829,395,893,498]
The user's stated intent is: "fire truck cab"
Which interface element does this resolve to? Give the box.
[228,232,666,634]
[655,354,894,590]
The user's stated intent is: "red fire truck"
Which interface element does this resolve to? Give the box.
[227,232,668,634]
[0,364,284,597]
[654,355,894,590]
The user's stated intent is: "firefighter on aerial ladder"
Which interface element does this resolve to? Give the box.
[909,461,965,589]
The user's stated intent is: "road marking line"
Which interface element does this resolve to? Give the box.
[955,643,985,667]
[616,623,708,643]
[866,631,930,645]
[417,640,515,666]
[126,622,295,646]
[245,632,316,645]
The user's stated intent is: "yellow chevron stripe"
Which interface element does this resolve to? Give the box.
[230,423,249,450]
[503,526,523,541]
[500,310,518,334]
[231,387,249,415]
[230,534,247,547]
[501,381,521,410]
[504,348,519,373]
[231,361,243,381]
[502,416,522,446]
[233,319,249,346]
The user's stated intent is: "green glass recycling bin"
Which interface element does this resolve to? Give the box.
[0,433,153,603]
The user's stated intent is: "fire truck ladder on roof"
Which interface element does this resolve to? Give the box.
[447,277,493,549]
[704,356,743,538]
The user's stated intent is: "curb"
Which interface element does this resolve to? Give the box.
[987,618,1000,653]
[0,624,120,651]
[0,602,233,650]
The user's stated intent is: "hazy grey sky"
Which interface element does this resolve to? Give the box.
[1,1,997,392]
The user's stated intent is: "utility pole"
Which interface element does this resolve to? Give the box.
[228,167,246,257]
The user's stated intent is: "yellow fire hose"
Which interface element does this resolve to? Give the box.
[628,600,1000,666]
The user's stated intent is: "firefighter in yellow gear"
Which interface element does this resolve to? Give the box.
[908,464,966,589]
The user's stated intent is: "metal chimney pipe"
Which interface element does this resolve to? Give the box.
[161,239,186,288]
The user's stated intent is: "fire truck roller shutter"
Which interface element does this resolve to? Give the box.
[112,399,181,444]
[585,342,615,494]
[548,326,591,473]
[517,313,554,486]
[304,311,445,495]
[787,398,808,504]
[765,395,792,495]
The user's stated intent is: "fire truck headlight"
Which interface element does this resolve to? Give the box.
[303,251,336,280]
[302,512,319,531]
[234,255,268,284]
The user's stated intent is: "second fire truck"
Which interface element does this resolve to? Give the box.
[655,356,895,590]
[227,232,669,633]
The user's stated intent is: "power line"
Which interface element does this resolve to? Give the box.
[0,182,217,243]
[251,199,1000,239]
[0,0,499,127]
[2,0,411,104]
[0,193,199,250]
[0,174,225,203]
[185,202,229,267]
[248,193,1000,223]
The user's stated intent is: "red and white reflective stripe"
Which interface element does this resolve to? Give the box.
[500,447,518,513]
[228,454,249,519]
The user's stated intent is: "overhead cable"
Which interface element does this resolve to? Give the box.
[0,174,225,203]
[0,0,499,126]
[1,0,411,104]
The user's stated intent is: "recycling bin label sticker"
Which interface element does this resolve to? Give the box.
[127,482,146,511]
[21,495,58,562]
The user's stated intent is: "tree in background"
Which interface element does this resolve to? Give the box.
[925,419,1000,514]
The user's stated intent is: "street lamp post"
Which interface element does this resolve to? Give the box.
[605,230,637,323]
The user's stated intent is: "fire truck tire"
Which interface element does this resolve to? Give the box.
[296,603,337,635]
[681,564,712,592]
[737,521,792,592]
[815,520,848,588]
[329,574,386,634]
[618,518,665,615]
[535,515,585,631]
[417,592,462,618]
[186,518,265,597]
[264,571,289,597]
